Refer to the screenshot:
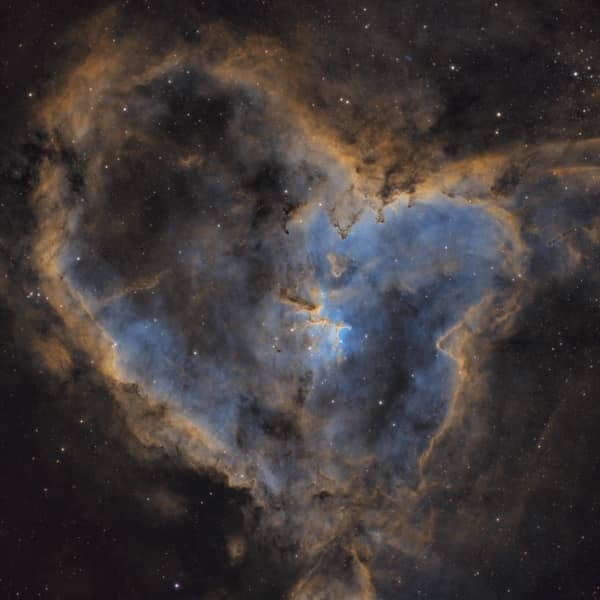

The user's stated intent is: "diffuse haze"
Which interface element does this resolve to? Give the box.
[11,4,600,598]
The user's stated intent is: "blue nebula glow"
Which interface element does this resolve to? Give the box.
[61,191,514,484]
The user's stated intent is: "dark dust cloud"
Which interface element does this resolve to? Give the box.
[2,1,600,598]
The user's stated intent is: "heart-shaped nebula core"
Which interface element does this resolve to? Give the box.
[23,10,600,597]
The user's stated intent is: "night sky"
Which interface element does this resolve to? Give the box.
[2,1,600,599]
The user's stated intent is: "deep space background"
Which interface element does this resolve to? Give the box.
[2,1,600,598]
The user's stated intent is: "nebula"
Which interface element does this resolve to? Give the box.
[4,2,600,598]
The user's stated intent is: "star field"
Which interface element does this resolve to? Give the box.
[2,1,600,599]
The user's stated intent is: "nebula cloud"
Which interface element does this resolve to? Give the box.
[8,4,600,597]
